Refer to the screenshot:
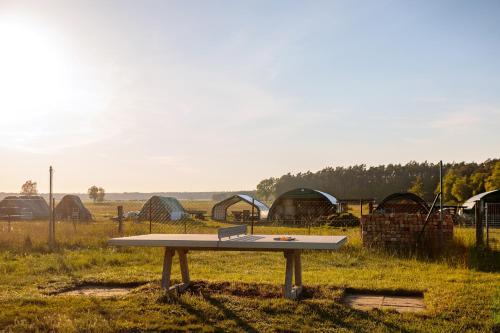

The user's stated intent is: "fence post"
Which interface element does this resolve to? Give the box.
[475,200,483,247]
[48,166,54,248]
[117,205,123,234]
[485,203,489,248]
[52,198,56,243]
[251,198,255,235]
[149,201,152,233]
[8,214,11,233]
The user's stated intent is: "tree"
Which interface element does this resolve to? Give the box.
[408,176,425,198]
[256,178,277,201]
[451,176,473,203]
[485,161,500,191]
[97,187,106,202]
[88,186,99,203]
[254,159,499,204]
[21,180,38,196]
[469,171,487,195]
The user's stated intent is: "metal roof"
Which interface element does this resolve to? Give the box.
[313,190,338,205]
[267,188,338,221]
[272,188,338,205]
[462,189,500,210]
[211,194,269,221]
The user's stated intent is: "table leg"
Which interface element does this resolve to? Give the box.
[284,250,294,299]
[283,250,303,300]
[176,249,191,292]
[161,248,175,290]
[293,250,303,298]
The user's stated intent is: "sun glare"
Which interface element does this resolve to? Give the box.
[0,17,69,124]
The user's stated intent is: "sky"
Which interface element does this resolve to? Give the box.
[0,0,499,193]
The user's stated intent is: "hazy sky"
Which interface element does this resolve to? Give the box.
[0,0,499,192]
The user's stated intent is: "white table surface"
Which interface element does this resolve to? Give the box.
[109,234,347,250]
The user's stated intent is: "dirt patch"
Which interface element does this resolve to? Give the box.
[52,282,146,298]
[342,289,425,312]
[59,286,132,297]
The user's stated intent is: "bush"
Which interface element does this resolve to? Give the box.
[327,212,360,227]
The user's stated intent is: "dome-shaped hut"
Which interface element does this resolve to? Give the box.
[268,188,337,222]
[55,195,93,221]
[138,196,186,222]
[0,196,50,220]
[212,194,269,221]
[374,192,429,214]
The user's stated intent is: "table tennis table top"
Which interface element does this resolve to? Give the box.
[109,233,347,251]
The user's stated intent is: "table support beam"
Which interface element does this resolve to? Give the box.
[161,248,191,293]
[283,250,303,300]
[163,247,304,299]
[161,248,175,290]
[177,249,191,285]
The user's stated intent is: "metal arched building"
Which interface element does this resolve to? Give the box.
[211,194,269,221]
[461,189,500,213]
[267,188,338,222]
[374,192,429,214]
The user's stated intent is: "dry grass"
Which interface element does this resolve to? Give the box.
[0,200,498,332]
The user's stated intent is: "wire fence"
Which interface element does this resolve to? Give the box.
[485,203,500,251]
[454,202,500,251]
[1,193,497,252]
[0,195,368,249]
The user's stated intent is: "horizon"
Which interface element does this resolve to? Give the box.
[1,0,499,192]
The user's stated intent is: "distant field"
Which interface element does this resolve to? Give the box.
[85,200,370,219]
[0,201,498,332]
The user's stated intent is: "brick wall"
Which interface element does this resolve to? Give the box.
[360,213,453,249]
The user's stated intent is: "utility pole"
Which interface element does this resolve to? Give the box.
[439,160,443,223]
[439,160,444,246]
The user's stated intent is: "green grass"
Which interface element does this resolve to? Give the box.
[0,201,498,332]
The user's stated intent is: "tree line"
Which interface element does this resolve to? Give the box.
[256,159,500,204]
[15,181,107,203]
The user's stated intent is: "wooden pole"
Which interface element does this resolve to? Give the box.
[439,160,443,231]
[149,200,152,233]
[48,166,54,248]
[117,205,123,234]
[52,198,56,243]
[475,200,483,247]
[251,198,255,235]
[485,203,489,248]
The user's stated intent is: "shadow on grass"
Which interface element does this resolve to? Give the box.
[156,281,422,332]
[467,246,500,272]
[304,301,413,333]
[158,290,258,332]
[202,294,259,333]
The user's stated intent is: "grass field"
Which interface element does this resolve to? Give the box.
[0,201,499,332]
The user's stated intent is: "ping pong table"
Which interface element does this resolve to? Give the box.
[109,225,347,299]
